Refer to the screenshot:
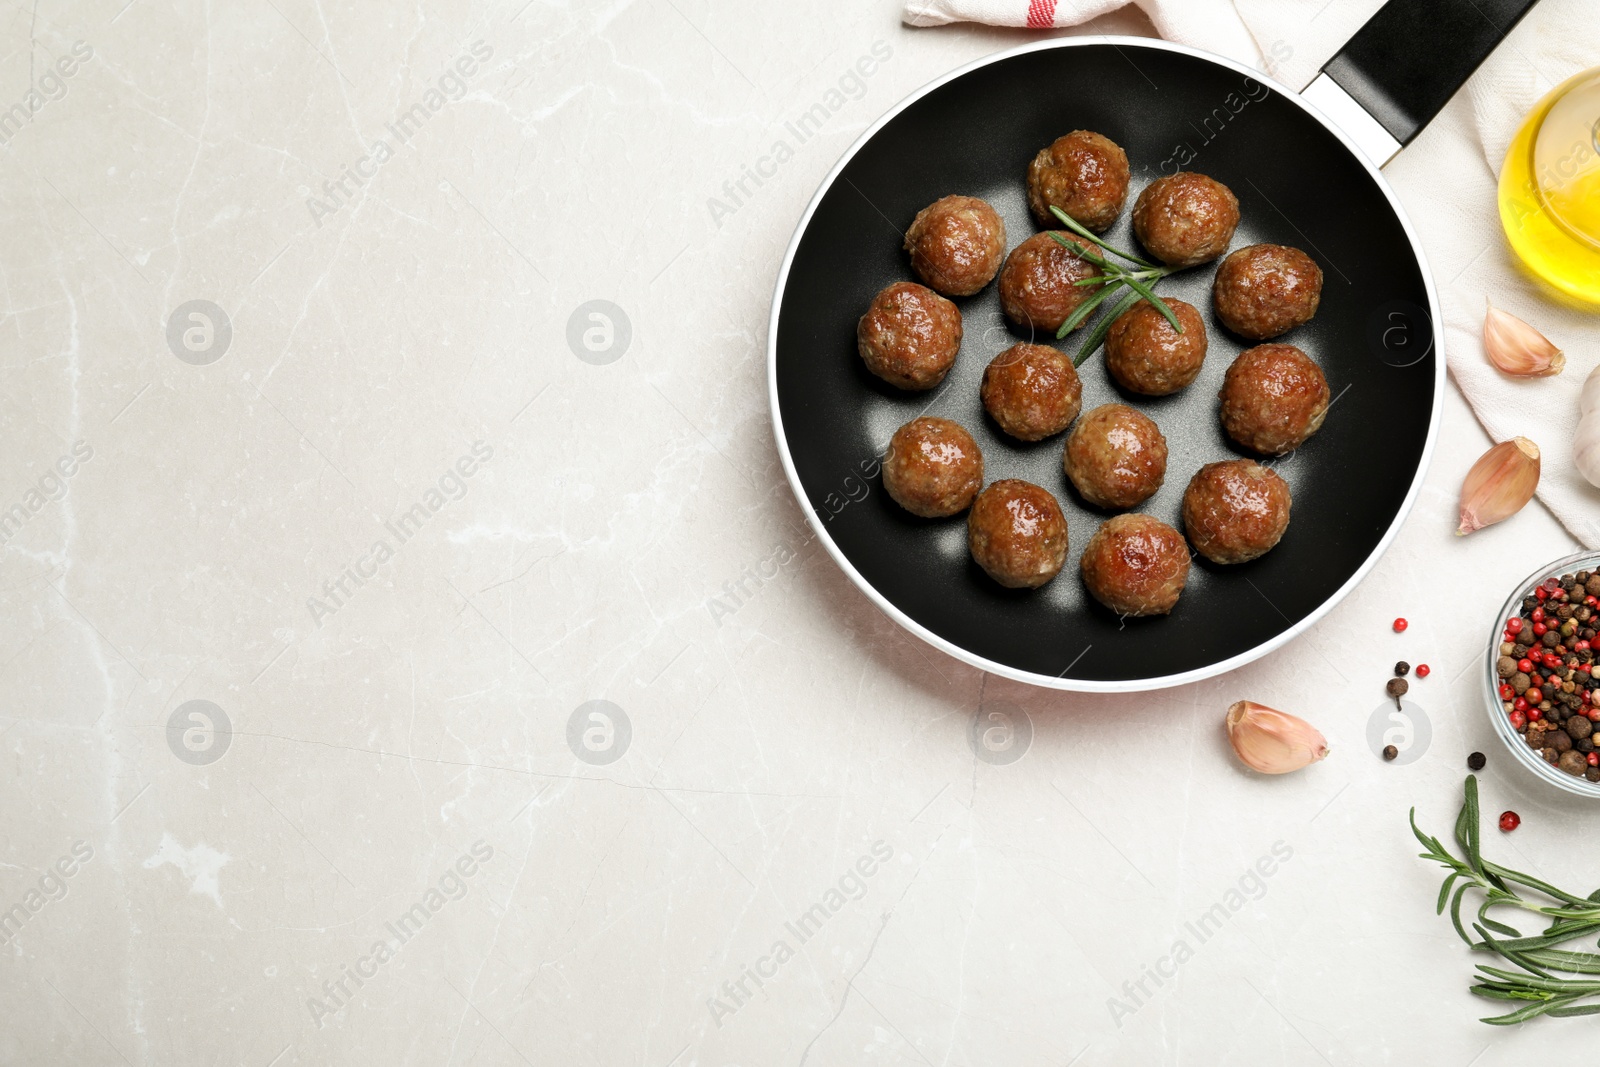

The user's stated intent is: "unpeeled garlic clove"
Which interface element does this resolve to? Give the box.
[1456,437,1540,536]
[1484,303,1565,377]
[1225,701,1329,774]
[1576,365,1600,489]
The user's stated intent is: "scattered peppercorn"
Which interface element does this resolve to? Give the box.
[1393,618,1408,633]
[1383,744,1398,761]
[1386,676,1409,710]
[1499,810,1521,832]
[1467,751,1486,771]
[1416,664,1430,678]
[1395,661,1410,676]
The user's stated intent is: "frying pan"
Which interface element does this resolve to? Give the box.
[768,0,1540,691]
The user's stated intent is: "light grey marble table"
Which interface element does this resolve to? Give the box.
[1,1,1592,1064]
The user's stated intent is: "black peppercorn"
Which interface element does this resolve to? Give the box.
[1394,661,1410,677]
[1382,744,1398,761]
[1467,751,1486,771]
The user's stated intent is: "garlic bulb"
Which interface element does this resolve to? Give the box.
[1483,302,1565,377]
[1576,364,1600,489]
[1225,701,1329,774]
[1457,437,1540,535]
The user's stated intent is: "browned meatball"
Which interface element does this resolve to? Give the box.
[967,479,1068,589]
[1213,244,1323,340]
[1080,514,1191,616]
[998,232,1100,334]
[1026,130,1130,233]
[980,343,1082,442]
[904,195,1006,298]
[1219,344,1330,456]
[882,417,984,518]
[1103,298,1208,396]
[1131,172,1240,268]
[1182,460,1292,564]
[1062,404,1168,510]
[856,281,963,390]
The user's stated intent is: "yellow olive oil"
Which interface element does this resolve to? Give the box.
[1499,67,1600,303]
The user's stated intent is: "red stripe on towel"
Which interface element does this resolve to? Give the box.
[1026,0,1059,27]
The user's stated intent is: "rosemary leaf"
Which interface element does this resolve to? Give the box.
[1474,966,1600,995]
[1469,985,1538,1001]
[1074,288,1143,367]
[1054,280,1121,340]
[1479,910,1523,938]
[1475,922,1600,954]
[1044,230,1110,270]
[1117,272,1183,334]
[1463,775,1484,876]
[1450,882,1474,945]
[1475,927,1557,980]
[1485,861,1591,906]
[1438,872,1460,916]
[1480,995,1582,1026]
[1525,948,1600,974]
[1046,206,1155,268]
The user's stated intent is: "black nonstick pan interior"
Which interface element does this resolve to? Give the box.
[770,38,1440,690]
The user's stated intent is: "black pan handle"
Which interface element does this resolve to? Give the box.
[1321,0,1542,148]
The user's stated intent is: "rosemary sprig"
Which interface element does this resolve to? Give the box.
[1043,206,1182,351]
[1413,774,1600,1024]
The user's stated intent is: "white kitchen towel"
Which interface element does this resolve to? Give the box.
[903,0,1600,546]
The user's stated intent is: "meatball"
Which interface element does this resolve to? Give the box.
[1213,244,1323,340]
[1080,514,1191,617]
[981,343,1083,442]
[1103,298,1208,396]
[1218,344,1330,455]
[882,417,984,518]
[904,195,1007,297]
[967,479,1069,589]
[856,281,963,390]
[1182,460,1292,564]
[1062,404,1168,510]
[1131,172,1240,268]
[1026,130,1130,233]
[998,232,1100,334]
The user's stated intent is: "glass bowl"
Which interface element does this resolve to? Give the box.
[1484,550,1600,799]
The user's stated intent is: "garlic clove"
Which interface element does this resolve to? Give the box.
[1484,302,1565,377]
[1578,366,1600,490]
[1456,437,1540,536]
[1581,362,1600,419]
[1225,701,1329,774]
